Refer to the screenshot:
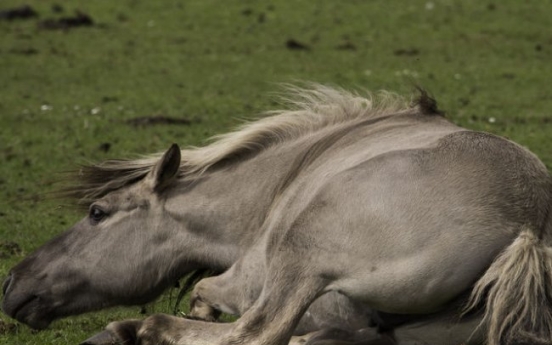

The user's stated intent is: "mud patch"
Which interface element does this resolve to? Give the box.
[98,142,111,153]
[394,48,420,56]
[0,319,18,335]
[9,48,38,55]
[126,115,193,127]
[286,39,310,51]
[51,4,64,14]
[0,5,38,21]
[0,241,22,259]
[39,11,94,30]
[336,41,357,51]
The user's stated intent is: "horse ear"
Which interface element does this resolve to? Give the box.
[148,144,181,191]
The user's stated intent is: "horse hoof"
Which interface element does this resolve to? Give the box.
[80,330,119,345]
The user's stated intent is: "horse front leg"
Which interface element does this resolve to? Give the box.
[215,254,329,345]
[189,246,267,323]
[81,316,328,345]
[188,273,244,321]
[82,315,233,345]
[188,297,221,322]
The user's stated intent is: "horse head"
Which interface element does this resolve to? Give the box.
[2,145,195,329]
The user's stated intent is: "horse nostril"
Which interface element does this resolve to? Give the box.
[3,274,13,296]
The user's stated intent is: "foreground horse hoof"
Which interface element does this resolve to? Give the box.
[80,330,119,345]
[81,319,143,345]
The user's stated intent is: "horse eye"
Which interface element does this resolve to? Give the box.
[89,206,107,223]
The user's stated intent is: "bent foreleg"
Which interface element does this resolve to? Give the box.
[83,315,234,345]
[188,274,242,321]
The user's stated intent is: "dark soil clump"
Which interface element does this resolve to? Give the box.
[39,11,94,30]
[0,5,38,21]
[286,39,310,51]
[0,319,18,335]
[0,241,22,259]
[126,116,192,127]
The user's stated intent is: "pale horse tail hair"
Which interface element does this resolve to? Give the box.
[464,222,552,345]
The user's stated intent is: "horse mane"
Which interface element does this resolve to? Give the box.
[64,84,441,204]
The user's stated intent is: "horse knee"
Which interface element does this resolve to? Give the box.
[188,297,221,321]
[188,281,222,321]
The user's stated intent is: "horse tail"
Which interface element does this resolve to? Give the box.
[465,218,552,345]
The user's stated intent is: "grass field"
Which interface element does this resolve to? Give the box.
[1,0,551,344]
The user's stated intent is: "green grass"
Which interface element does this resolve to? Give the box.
[1,0,551,343]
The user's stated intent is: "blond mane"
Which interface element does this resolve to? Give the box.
[66,84,432,204]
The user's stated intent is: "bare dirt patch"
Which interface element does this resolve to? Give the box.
[39,11,94,30]
[126,116,193,127]
[0,319,18,335]
[0,5,38,21]
[0,241,22,259]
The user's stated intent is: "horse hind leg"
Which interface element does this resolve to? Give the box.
[297,291,373,335]
[301,327,393,345]
[303,300,484,345]
[390,316,482,345]
[301,318,482,345]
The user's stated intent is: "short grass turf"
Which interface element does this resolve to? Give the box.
[1,0,551,344]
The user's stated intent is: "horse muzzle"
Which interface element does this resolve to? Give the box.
[2,272,54,330]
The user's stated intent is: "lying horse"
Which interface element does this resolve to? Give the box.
[3,85,552,345]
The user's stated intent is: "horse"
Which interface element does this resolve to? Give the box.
[2,85,552,345]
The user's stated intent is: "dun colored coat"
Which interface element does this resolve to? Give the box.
[3,85,552,345]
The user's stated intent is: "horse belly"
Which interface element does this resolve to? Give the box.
[328,251,481,314]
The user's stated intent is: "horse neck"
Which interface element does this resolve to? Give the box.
[165,142,306,269]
